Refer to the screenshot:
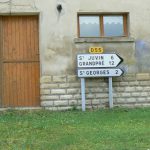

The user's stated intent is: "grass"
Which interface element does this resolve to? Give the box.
[0,108,150,150]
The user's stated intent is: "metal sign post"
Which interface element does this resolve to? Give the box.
[81,78,86,111]
[109,77,113,108]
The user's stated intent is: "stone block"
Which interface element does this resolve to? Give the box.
[67,89,79,94]
[45,107,58,111]
[124,87,135,92]
[132,92,141,97]
[142,103,150,107]
[41,101,54,107]
[100,98,108,103]
[69,83,81,88]
[140,92,148,97]
[51,89,66,95]
[146,97,150,101]
[120,82,129,86]
[74,94,81,99]
[143,87,150,91]
[114,87,125,92]
[113,93,121,98]
[129,81,140,86]
[67,75,78,82]
[69,100,78,106]
[84,105,92,109]
[136,73,150,81]
[112,77,122,82]
[112,82,120,86]
[86,82,107,88]
[41,95,59,100]
[119,104,135,108]
[40,89,50,95]
[60,95,73,100]
[86,100,92,105]
[40,84,58,89]
[135,87,143,91]
[103,88,109,92]
[139,81,150,86]
[57,107,73,111]
[54,100,68,106]
[96,93,108,98]
[86,94,95,99]
[92,100,100,105]
[121,93,131,97]
[100,101,107,106]
[115,98,126,103]
[40,76,52,83]
[122,74,136,81]
[59,83,70,88]
[137,98,146,102]
[126,98,136,103]
[89,88,104,93]
[53,75,66,83]
[78,100,82,105]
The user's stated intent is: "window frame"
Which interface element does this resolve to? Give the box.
[77,13,128,38]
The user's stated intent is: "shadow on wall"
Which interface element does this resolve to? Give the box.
[135,40,150,72]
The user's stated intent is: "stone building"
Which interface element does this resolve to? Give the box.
[0,0,150,110]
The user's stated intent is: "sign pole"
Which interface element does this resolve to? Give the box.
[81,78,86,111]
[109,77,113,108]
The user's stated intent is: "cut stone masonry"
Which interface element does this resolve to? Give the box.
[40,73,150,110]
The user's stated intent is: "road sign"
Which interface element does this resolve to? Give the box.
[77,54,123,68]
[89,47,104,54]
[78,68,124,77]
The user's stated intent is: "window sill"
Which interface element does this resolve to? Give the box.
[74,37,135,43]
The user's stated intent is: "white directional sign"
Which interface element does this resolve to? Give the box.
[78,68,124,78]
[77,54,123,68]
[77,52,124,111]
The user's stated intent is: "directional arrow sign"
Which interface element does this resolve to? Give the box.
[77,54,123,68]
[78,68,124,78]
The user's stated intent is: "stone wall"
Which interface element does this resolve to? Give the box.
[40,73,150,110]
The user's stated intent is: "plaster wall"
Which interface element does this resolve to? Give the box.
[0,0,150,74]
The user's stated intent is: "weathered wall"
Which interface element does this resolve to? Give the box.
[0,0,150,74]
[1,0,150,109]
[39,0,150,74]
[40,74,150,110]
[38,0,150,74]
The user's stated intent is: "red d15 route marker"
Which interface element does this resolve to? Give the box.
[78,68,124,78]
[77,54,123,68]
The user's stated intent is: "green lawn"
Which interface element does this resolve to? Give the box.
[0,108,150,150]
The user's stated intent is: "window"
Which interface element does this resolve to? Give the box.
[79,16,100,37]
[78,14,128,37]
